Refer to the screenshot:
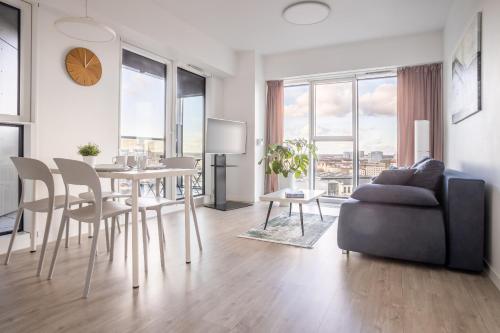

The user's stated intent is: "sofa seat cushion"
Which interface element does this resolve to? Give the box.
[351,184,439,206]
[372,169,415,185]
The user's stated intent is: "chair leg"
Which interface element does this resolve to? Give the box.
[48,215,68,279]
[141,210,149,272]
[36,209,53,276]
[78,204,83,245]
[190,196,202,251]
[146,223,151,242]
[124,213,129,259]
[64,217,70,248]
[116,217,122,234]
[156,210,165,270]
[83,220,101,298]
[110,217,116,261]
[104,219,110,252]
[4,207,24,265]
[88,222,92,238]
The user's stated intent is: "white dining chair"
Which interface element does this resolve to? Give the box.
[120,157,202,271]
[4,157,87,276]
[48,158,131,298]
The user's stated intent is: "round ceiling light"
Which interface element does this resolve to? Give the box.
[54,0,116,43]
[282,1,331,25]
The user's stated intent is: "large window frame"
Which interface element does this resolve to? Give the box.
[285,70,397,199]
[0,0,31,123]
[119,43,173,197]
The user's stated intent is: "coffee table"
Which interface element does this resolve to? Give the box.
[259,189,326,236]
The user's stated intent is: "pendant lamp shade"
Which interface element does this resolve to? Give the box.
[54,0,116,42]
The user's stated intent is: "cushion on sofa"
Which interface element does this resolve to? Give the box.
[351,184,439,206]
[372,169,415,185]
[411,156,431,169]
[407,159,445,192]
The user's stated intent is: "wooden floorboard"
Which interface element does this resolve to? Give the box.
[0,203,499,333]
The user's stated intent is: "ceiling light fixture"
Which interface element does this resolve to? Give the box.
[282,1,330,25]
[54,0,116,43]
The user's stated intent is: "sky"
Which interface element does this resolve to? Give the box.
[284,77,397,155]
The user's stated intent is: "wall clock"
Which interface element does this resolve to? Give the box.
[65,47,102,86]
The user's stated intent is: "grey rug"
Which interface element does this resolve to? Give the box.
[238,212,337,249]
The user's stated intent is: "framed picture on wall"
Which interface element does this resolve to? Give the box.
[451,12,482,124]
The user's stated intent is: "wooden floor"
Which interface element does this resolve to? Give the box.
[1,203,500,333]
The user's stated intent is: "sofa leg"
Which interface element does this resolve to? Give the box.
[342,250,349,255]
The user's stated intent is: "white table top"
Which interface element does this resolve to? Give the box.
[259,189,326,204]
[51,167,197,180]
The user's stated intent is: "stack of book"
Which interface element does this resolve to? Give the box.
[285,190,304,198]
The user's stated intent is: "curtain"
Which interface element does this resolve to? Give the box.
[265,80,284,193]
[397,63,443,166]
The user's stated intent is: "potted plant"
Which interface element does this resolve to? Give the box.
[259,138,317,190]
[78,142,101,167]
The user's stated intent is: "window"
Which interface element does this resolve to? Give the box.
[283,73,397,198]
[284,84,310,191]
[120,49,167,161]
[176,68,206,199]
[358,77,398,186]
[0,0,31,122]
[0,125,22,235]
[0,0,29,234]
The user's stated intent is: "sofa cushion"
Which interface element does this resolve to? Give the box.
[351,184,439,206]
[372,169,415,185]
[407,159,445,192]
[411,156,431,168]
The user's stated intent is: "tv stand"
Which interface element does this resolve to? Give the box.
[204,154,253,211]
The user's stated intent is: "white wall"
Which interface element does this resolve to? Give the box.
[222,51,265,202]
[40,0,235,77]
[263,31,443,80]
[443,0,500,290]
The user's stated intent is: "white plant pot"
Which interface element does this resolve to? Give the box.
[278,174,296,190]
[82,155,96,167]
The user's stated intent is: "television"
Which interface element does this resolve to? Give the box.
[206,117,247,154]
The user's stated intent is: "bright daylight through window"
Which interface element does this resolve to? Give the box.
[284,75,397,198]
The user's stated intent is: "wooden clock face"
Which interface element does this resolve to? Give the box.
[65,47,102,86]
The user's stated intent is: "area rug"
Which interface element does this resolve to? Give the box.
[238,212,337,249]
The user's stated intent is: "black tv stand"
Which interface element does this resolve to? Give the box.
[204,154,253,211]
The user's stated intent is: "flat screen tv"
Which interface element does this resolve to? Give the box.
[206,117,247,154]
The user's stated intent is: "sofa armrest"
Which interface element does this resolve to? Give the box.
[351,184,439,207]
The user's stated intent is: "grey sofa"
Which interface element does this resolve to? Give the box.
[337,169,485,271]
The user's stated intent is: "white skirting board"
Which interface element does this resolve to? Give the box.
[486,260,500,291]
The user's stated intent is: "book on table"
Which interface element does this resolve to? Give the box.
[285,190,304,198]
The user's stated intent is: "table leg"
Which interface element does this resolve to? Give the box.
[264,201,274,230]
[299,204,304,236]
[184,175,192,264]
[131,179,140,288]
[316,199,323,221]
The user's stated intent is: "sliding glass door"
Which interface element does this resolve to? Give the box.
[283,73,397,198]
[176,68,206,199]
[120,49,167,161]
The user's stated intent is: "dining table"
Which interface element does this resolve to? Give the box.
[51,166,197,289]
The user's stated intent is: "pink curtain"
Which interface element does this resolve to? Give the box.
[265,80,284,193]
[397,63,443,166]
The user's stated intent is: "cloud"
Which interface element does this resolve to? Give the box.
[315,83,352,117]
[285,91,309,117]
[359,84,396,117]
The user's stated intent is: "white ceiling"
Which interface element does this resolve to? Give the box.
[153,0,454,55]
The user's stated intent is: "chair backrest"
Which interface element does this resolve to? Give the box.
[10,157,55,205]
[54,158,102,216]
[160,157,196,169]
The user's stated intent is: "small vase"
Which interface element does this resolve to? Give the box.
[278,174,296,190]
[82,155,96,167]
